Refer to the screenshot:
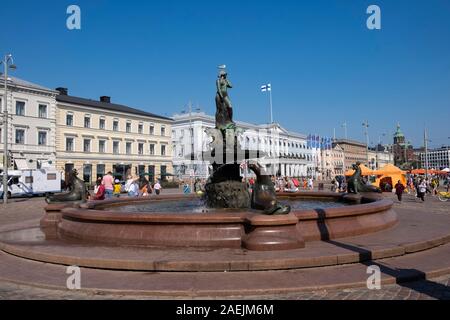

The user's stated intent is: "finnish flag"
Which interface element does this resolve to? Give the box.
[261,84,271,92]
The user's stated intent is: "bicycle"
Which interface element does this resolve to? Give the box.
[437,191,450,202]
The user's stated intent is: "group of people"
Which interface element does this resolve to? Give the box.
[393,174,449,202]
[90,171,162,201]
[243,176,315,193]
[331,176,347,193]
[266,176,314,193]
[180,178,207,195]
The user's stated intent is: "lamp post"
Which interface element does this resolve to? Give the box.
[1,54,16,205]
[341,122,347,139]
[424,129,431,178]
[447,137,450,169]
[187,101,194,192]
[362,120,369,165]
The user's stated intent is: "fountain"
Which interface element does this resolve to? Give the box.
[37,67,397,251]
[200,66,289,215]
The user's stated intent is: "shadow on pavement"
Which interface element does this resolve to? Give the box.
[315,208,450,300]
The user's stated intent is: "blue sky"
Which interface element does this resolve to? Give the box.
[1,0,449,147]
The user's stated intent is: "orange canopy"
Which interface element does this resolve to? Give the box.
[410,168,441,175]
[372,163,406,175]
[344,164,374,176]
[372,163,407,188]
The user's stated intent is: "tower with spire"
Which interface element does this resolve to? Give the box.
[393,123,405,145]
[392,123,415,169]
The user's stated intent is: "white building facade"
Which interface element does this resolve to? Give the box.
[418,147,450,170]
[368,146,394,170]
[0,77,58,170]
[171,111,317,180]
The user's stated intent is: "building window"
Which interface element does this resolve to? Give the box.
[83,164,92,183]
[161,126,166,136]
[83,139,91,152]
[161,144,166,156]
[66,114,73,126]
[126,142,132,155]
[113,141,119,154]
[138,124,143,134]
[161,165,167,180]
[15,129,25,144]
[113,120,119,131]
[96,164,105,179]
[16,101,25,116]
[126,122,131,133]
[150,144,155,155]
[148,165,155,183]
[38,104,47,118]
[38,131,47,146]
[84,116,91,128]
[138,143,144,155]
[172,130,176,138]
[99,118,105,130]
[99,140,106,153]
[66,137,74,151]
[149,124,154,135]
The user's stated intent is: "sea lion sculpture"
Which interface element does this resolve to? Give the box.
[248,162,291,215]
[347,162,381,194]
[46,169,88,203]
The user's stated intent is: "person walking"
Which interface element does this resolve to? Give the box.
[101,171,114,199]
[394,180,405,202]
[417,179,427,202]
[154,180,162,195]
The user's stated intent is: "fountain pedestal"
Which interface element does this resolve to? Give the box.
[243,213,305,250]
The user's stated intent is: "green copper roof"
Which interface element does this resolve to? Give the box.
[394,123,404,138]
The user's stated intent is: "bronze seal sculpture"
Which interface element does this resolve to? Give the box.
[46,169,88,203]
[347,162,381,194]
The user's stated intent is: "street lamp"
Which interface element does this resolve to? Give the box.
[341,122,347,140]
[362,120,369,165]
[1,54,16,205]
[446,137,450,169]
[423,129,432,178]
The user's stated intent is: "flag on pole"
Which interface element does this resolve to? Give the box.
[261,84,271,92]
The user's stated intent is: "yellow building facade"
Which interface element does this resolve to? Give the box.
[55,89,173,184]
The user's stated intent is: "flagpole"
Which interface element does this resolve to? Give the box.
[269,84,273,123]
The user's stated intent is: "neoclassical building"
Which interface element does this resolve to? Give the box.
[55,88,173,183]
[321,144,345,179]
[171,111,317,179]
[0,76,58,169]
[332,139,368,171]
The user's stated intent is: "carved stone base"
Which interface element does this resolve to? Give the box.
[205,180,250,209]
[243,213,305,250]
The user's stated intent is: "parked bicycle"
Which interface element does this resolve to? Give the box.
[437,191,450,202]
